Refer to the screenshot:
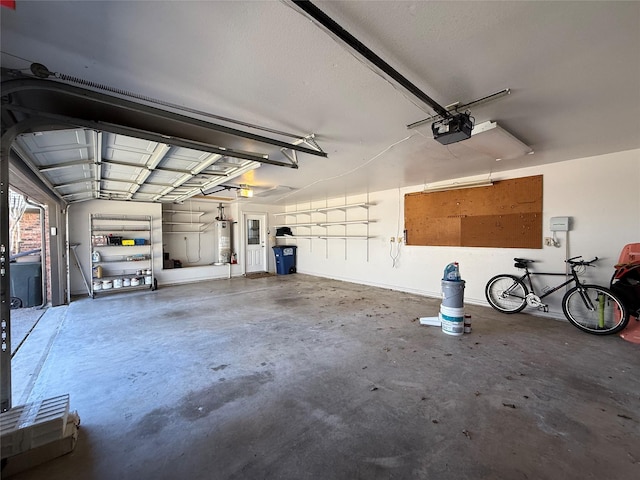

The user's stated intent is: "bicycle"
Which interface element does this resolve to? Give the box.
[485,256,629,335]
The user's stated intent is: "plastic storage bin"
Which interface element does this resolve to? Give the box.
[10,261,42,307]
[273,246,297,275]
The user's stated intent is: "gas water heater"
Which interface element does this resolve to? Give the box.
[214,220,232,265]
[214,203,232,265]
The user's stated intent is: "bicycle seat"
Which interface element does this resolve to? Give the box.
[514,258,535,269]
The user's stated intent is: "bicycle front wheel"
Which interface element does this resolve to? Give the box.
[562,285,629,335]
[485,275,528,313]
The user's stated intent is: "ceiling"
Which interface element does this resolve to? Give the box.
[1,1,639,205]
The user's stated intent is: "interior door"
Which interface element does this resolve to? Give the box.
[245,213,267,273]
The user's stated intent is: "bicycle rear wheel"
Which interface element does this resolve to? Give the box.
[562,285,629,335]
[485,275,528,313]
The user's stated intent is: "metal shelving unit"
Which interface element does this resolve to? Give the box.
[274,203,375,260]
[162,209,207,234]
[90,214,155,297]
[273,203,375,240]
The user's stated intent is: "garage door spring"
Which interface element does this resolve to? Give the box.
[29,62,301,139]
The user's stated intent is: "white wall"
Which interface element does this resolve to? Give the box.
[278,149,640,318]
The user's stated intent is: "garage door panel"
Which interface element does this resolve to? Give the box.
[18,129,90,151]
[13,128,260,204]
[107,134,158,153]
[102,163,143,178]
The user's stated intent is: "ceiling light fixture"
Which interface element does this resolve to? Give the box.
[238,186,254,198]
[466,121,533,161]
[423,179,494,193]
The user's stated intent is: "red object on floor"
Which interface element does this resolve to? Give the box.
[1,0,16,10]
[620,317,640,344]
[614,243,640,344]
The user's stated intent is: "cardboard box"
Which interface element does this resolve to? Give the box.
[91,235,107,246]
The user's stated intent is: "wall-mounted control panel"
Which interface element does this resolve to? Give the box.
[550,216,571,232]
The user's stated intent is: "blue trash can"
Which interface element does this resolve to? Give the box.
[273,246,297,275]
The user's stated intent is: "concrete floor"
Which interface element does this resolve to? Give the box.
[5,274,640,479]
[9,306,47,356]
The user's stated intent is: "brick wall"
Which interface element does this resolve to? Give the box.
[16,210,41,253]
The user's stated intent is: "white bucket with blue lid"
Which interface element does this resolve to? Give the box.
[440,305,464,336]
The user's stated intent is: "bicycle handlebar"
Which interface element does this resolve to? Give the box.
[565,256,599,266]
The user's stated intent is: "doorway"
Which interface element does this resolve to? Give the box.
[244,213,268,274]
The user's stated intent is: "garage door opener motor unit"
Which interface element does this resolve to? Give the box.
[432,112,474,145]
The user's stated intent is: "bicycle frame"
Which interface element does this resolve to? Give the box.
[516,267,578,300]
[515,264,602,314]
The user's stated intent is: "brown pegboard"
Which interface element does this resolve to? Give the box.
[460,213,542,248]
[405,216,461,246]
[404,175,542,248]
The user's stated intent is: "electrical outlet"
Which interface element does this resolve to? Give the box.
[544,237,554,246]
